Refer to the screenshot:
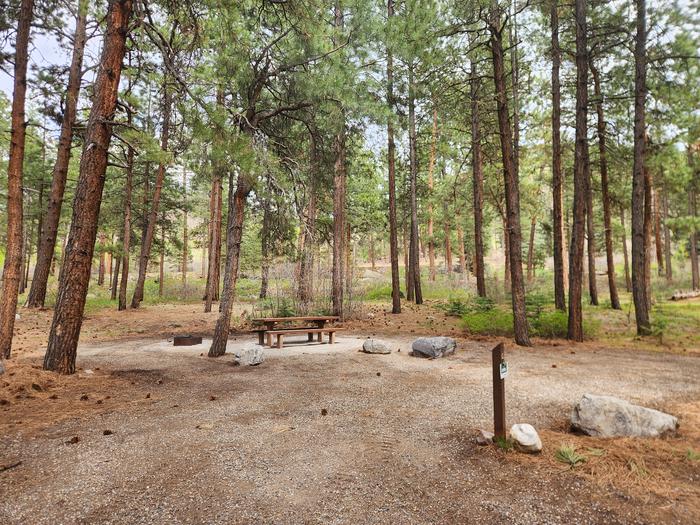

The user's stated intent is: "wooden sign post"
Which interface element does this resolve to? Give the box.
[492,343,506,439]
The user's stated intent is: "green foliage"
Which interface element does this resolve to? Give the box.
[531,311,569,338]
[494,436,514,451]
[555,444,587,467]
[462,310,514,337]
[686,448,700,461]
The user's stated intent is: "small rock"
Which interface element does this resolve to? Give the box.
[476,429,494,446]
[234,343,265,366]
[209,395,217,401]
[362,339,391,354]
[15,313,20,320]
[571,394,678,438]
[102,430,113,436]
[65,436,80,445]
[321,408,328,416]
[411,337,457,358]
[31,383,43,392]
[510,423,542,453]
[79,394,89,401]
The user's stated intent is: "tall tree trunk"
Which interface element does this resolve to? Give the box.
[131,82,172,308]
[591,63,620,309]
[331,117,347,318]
[567,0,588,342]
[503,215,511,292]
[644,165,653,305]
[259,199,271,300]
[620,206,632,292]
[97,234,106,286]
[631,0,651,334]
[0,0,32,359]
[208,174,251,357]
[403,221,410,297]
[427,106,437,282]
[118,112,134,311]
[387,0,401,313]
[551,1,566,310]
[110,254,120,301]
[653,188,664,276]
[586,169,598,305]
[204,171,222,311]
[488,6,530,346]
[471,60,486,297]
[443,200,452,275]
[158,214,164,297]
[43,0,132,373]
[527,215,536,282]
[182,166,188,295]
[27,0,86,308]
[299,135,318,310]
[345,223,352,299]
[456,210,466,281]
[407,63,423,304]
[690,181,699,290]
[662,188,672,282]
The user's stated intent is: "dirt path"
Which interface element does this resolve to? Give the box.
[2,326,699,524]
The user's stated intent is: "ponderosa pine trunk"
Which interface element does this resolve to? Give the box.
[551,1,566,311]
[0,0,33,359]
[27,0,87,308]
[489,6,530,346]
[631,0,651,334]
[662,188,672,282]
[690,182,699,290]
[591,63,620,309]
[471,60,486,297]
[118,110,134,311]
[527,215,536,282]
[131,82,172,308]
[43,0,132,373]
[586,172,598,305]
[653,188,664,276]
[331,117,347,318]
[110,254,120,301]
[443,200,452,275]
[567,0,588,341]
[298,134,318,310]
[259,198,271,300]
[407,63,423,304]
[98,234,106,286]
[208,174,251,357]
[182,166,188,294]
[427,105,437,282]
[620,206,632,292]
[387,0,401,313]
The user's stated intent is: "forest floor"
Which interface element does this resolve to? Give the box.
[1,302,699,524]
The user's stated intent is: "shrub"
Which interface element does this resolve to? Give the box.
[364,284,394,301]
[532,311,569,338]
[462,309,514,336]
[555,444,587,467]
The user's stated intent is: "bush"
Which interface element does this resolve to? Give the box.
[364,284,395,301]
[462,309,514,336]
[532,311,569,338]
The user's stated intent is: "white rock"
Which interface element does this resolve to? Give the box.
[362,339,391,354]
[234,344,265,366]
[510,423,542,453]
[411,337,456,358]
[15,313,20,320]
[571,394,678,438]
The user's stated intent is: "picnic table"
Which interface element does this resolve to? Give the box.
[251,316,340,348]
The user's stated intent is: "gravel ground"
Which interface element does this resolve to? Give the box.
[1,334,699,524]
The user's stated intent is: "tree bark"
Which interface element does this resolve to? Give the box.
[427,106,437,282]
[97,234,106,286]
[590,64,620,309]
[118,111,134,311]
[550,1,566,310]
[407,63,423,304]
[131,81,172,308]
[620,205,632,292]
[653,188,664,276]
[182,166,188,295]
[0,0,32,359]
[489,6,530,346]
[443,200,452,275]
[259,198,271,300]
[208,174,251,357]
[470,60,486,297]
[298,134,318,310]
[110,253,120,301]
[586,169,598,305]
[331,116,347,318]
[387,0,401,313]
[527,215,536,282]
[27,0,87,308]
[567,0,589,341]
[43,0,132,373]
[662,187,672,282]
[690,181,699,290]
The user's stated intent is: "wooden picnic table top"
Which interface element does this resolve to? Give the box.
[251,316,339,324]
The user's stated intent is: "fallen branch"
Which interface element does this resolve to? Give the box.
[669,290,700,301]
[0,461,22,474]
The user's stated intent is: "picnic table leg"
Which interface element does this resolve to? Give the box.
[266,332,272,347]
[329,331,336,344]
[308,332,314,342]
[317,332,323,343]
[258,331,265,345]
[277,334,284,349]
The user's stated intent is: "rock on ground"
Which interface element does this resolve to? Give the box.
[411,337,456,358]
[476,429,494,446]
[362,339,391,354]
[571,393,678,438]
[234,344,265,366]
[510,423,542,453]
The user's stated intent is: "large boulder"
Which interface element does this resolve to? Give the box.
[510,423,542,453]
[234,344,265,366]
[571,394,678,438]
[411,337,456,358]
[362,339,391,354]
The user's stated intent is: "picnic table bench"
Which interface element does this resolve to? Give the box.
[251,316,340,348]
